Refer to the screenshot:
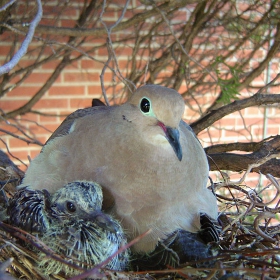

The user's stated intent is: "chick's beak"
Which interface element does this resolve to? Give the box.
[91,210,120,233]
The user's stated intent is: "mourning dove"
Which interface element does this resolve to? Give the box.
[8,181,129,273]
[20,84,218,254]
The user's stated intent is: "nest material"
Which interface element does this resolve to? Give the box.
[1,156,280,279]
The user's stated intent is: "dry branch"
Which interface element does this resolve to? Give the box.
[207,135,280,177]
[0,0,42,75]
[191,92,280,134]
[8,0,192,37]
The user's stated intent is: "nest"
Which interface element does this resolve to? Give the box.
[1,155,280,279]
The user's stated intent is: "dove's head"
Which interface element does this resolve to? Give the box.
[128,85,185,160]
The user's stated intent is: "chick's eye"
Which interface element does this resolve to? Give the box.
[140,98,150,113]
[66,201,76,213]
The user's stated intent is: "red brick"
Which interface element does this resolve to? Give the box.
[28,123,58,135]
[23,72,54,84]
[61,6,79,17]
[6,150,30,163]
[244,107,263,116]
[87,85,102,96]
[19,113,40,123]
[0,100,27,111]
[0,45,12,57]
[97,47,109,57]
[173,10,187,22]
[81,59,102,69]
[38,135,50,145]
[102,72,115,82]
[268,85,280,94]
[5,74,23,85]
[236,117,262,127]
[41,60,61,70]
[39,18,57,26]
[8,137,39,149]
[114,46,133,56]
[117,59,130,70]
[16,59,37,69]
[6,86,40,97]
[29,150,41,160]
[33,98,69,110]
[29,136,48,146]
[65,61,79,70]
[58,111,73,122]
[265,126,280,135]
[69,98,93,109]
[38,114,59,124]
[222,129,243,138]
[63,72,99,83]
[0,31,15,42]
[103,85,123,96]
[48,85,85,96]
[60,19,76,28]
[0,122,22,135]
[217,117,237,127]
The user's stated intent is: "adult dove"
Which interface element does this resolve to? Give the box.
[20,84,218,253]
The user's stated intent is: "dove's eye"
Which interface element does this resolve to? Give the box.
[66,201,76,213]
[140,98,150,113]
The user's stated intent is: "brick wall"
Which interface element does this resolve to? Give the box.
[0,0,280,189]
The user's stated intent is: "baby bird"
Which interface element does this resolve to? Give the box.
[7,181,129,275]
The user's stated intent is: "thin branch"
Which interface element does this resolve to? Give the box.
[0,128,43,146]
[238,22,280,91]
[0,0,43,75]
[1,56,72,119]
[0,139,27,168]
[0,0,16,12]
[9,0,191,37]
[152,0,217,83]
[208,136,280,178]
[191,73,280,134]
[205,136,275,154]
[99,0,135,104]
[254,212,276,242]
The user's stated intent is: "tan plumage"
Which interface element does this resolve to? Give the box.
[20,84,218,253]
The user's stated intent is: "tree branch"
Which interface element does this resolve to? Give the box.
[0,0,42,75]
[205,138,274,154]
[0,0,16,12]
[238,22,280,91]
[0,0,101,119]
[7,0,191,37]
[207,135,280,177]
[0,56,71,119]
[191,73,280,134]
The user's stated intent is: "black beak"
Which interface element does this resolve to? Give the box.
[166,126,182,161]
[91,210,120,233]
